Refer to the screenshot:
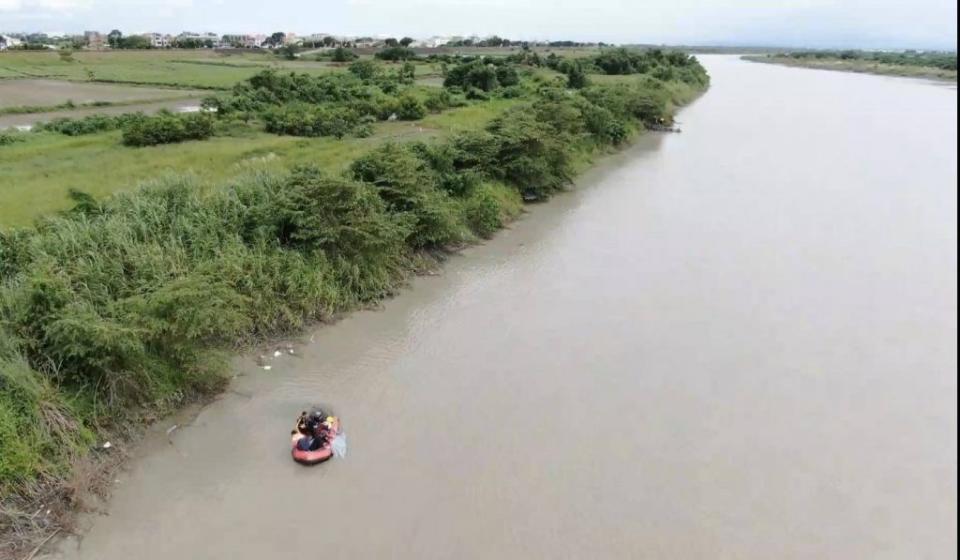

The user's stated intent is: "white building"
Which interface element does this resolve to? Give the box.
[177,31,220,47]
[0,35,23,50]
[142,32,172,48]
[413,36,453,48]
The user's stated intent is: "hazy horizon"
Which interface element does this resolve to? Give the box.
[1,0,957,50]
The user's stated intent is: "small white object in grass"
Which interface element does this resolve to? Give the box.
[102,441,112,449]
[263,365,272,370]
[273,350,282,358]
[287,348,295,355]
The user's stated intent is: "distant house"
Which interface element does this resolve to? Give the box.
[142,33,172,48]
[303,33,330,44]
[414,36,453,48]
[84,31,105,49]
[0,35,23,50]
[177,31,220,47]
[220,34,263,48]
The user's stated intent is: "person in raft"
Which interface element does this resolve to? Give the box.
[292,408,336,451]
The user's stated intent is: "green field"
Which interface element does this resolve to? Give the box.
[0,98,520,226]
[2,50,672,227]
[0,50,346,89]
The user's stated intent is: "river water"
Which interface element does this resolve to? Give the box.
[0,98,204,130]
[50,56,957,559]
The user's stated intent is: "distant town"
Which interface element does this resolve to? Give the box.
[0,30,604,51]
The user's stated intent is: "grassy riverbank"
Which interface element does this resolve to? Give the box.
[743,52,958,81]
[1,49,708,557]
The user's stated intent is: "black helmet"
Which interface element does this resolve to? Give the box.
[304,408,325,429]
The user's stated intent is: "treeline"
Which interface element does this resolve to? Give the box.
[783,50,957,71]
[444,36,605,48]
[0,59,707,499]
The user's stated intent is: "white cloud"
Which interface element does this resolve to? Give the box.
[0,0,92,11]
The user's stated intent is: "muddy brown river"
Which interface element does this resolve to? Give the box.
[49,56,957,559]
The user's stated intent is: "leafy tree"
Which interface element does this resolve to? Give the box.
[384,37,399,47]
[107,29,122,48]
[444,59,517,91]
[118,35,151,49]
[565,62,590,89]
[280,44,298,60]
[399,37,414,47]
[267,32,286,47]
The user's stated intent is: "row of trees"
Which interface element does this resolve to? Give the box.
[784,50,957,71]
[445,36,604,48]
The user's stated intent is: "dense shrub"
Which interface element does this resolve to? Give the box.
[424,89,452,112]
[444,59,520,92]
[565,62,590,89]
[121,112,214,146]
[329,47,358,62]
[374,46,418,61]
[589,48,708,87]
[395,95,426,120]
[348,60,380,81]
[207,69,374,116]
[33,112,146,136]
[263,104,364,138]
[464,183,514,238]
[483,107,575,199]
[349,143,465,248]
[0,132,25,146]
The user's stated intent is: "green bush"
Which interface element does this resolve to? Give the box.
[484,106,575,199]
[374,46,417,61]
[424,89,451,112]
[35,113,127,136]
[350,143,465,248]
[444,59,520,92]
[121,112,214,146]
[348,60,380,81]
[395,95,426,120]
[330,47,358,62]
[464,184,507,238]
[0,132,25,146]
[263,104,363,138]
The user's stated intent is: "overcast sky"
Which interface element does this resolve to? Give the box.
[1,0,956,49]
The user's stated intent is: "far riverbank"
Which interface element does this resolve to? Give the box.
[743,54,958,81]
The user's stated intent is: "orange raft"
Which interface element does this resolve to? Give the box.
[290,417,340,466]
